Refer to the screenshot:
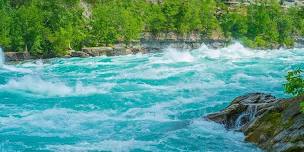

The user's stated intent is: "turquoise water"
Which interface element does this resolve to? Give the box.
[0,43,303,152]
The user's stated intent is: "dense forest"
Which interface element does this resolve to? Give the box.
[0,0,304,57]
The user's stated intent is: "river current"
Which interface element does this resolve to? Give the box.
[0,43,303,151]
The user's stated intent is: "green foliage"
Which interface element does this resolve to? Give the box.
[90,0,144,46]
[0,0,86,57]
[220,9,247,38]
[15,3,44,55]
[0,1,11,49]
[147,0,219,36]
[287,7,304,36]
[301,102,304,112]
[220,1,302,48]
[284,69,304,112]
[146,4,166,34]
[284,69,304,96]
[0,0,303,57]
[247,2,280,47]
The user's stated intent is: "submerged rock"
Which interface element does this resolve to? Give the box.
[205,93,304,152]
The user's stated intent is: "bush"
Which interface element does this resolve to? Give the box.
[0,0,304,56]
[284,69,304,112]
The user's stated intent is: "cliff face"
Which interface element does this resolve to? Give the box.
[206,93,304,152]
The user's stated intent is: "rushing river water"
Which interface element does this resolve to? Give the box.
[0,43,303,152]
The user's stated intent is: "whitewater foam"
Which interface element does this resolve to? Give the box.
[0,48,33,73]
[0,42,302,151]
[0,75,115,97]
[45,140,156,152]
[0,47,4,66]
[2,65,33,73]
[163,47,195,63]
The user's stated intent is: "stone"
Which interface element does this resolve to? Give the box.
[4,52,31,62]
[70,51,90,58]
[113,47,127,55]
[82,47,113,56]
[205,93,304,152]
[206,93,277,129]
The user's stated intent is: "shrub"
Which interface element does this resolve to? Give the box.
[284,69,304,112]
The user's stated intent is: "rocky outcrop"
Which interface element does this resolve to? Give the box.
[2,32,229,62]
[68,45,148,58]
[69,50,90,58]
[82,47,113,56]
[140,32,228,51]
[206,93,304,152]
[4,52,31,62]
[295,37,304,48]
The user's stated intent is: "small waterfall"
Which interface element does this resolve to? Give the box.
[235,105,258,129]
[0,47,4,66]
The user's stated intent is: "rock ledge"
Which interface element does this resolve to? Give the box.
[206,93,304,152]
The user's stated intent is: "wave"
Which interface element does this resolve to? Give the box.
[147,42,299,66]
[0,47,4,66]
[192,42,298,60]
[44,140,156,152]
[0,75,115,97]
[194,42,256,59]
[1,65,33,73]
[0,48,33,73]
[163,47,195,63]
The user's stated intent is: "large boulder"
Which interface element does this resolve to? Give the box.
[205,93,304,152]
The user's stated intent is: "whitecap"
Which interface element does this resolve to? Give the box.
[44,140,156,152]
[2,65,32,73]
[159,47,195,63]
[0,75,115,97]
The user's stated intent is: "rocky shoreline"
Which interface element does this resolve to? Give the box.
[4,38,229,62]
[3,34,304,62]
[206,93,304,152]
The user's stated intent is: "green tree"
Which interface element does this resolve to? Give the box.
[0,0,11,49]
[146,4,167,34]
[220,10,247,39]
[12,3,45,55]
[277,14,293,47]
[91,1,142,45]
[287,7,304,37]
[247,2,280,48]
[199,0,219,37]
[35,0,86,56]
[162,0,181,32]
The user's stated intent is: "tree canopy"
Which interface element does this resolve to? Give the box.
[0,0,303,57]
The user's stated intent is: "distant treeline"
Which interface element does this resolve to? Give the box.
[0,0,303,57]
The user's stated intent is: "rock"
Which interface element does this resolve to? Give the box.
[140,31,229,50]
[206,93,277,129]
[82,47,113,56]
[4,52,31,62]
[70,51,90,58]
[205,93,304,152]
[166,32,178,41]
[113,47,127,56]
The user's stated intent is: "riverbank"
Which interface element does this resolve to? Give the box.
[4,37,304,62]
[3,36,230,62]
[206,93,304,152]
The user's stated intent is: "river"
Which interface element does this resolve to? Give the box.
[0,43,303,151]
